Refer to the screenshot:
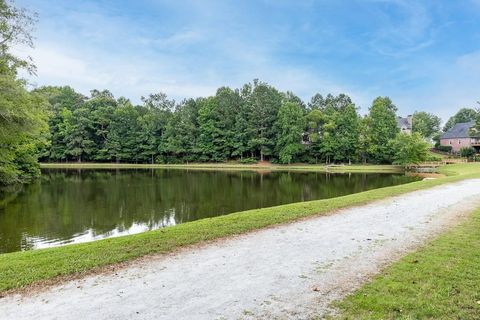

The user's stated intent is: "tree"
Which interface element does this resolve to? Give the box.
[163,98,199,162]
[0,0,37,74]
[412,111,441,139]
[468,103,480,138]
[33,86,85,161]
[357,116,370,163]
[85,90,118,160]
[443,108,478,132]
[305,108,324,163]
[283,91,306,111]
[248,81,282,161]
[215,87,242,158]
[138,92,174,163]
[246,80,282,161]
[365,97,399,163]
[0,0,48,185]
[141,92,175,111]
[231,96,250,160]
[63,107,95,162]
[0,74,49,183]
[308,93,324,111]
[330,104,360,163]
[105,100,140,163]
[197,97,225,161]
[388,132,430,168]
[275,101,305,164]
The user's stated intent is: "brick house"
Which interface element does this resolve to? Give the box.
[440,121,480,152]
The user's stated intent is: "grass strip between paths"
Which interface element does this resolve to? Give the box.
[333,206,480,319]
[0,163,479,293]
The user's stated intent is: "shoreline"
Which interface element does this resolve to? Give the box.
[39,162,405,173]
[0,163,478,294]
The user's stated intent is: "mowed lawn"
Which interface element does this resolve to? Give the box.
[333,207,480,319]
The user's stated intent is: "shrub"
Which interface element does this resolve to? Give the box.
[426,153,443,162]
[436,145,452,153]
[239,157,257,164]
[460,147,476,158]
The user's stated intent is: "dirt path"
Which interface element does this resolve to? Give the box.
[2,179,480,320]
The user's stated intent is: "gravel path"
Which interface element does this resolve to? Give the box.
[2,179,480,320]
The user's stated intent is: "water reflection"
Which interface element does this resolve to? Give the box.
[0,169,419,253]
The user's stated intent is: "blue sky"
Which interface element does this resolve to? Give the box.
[16,0,480,122]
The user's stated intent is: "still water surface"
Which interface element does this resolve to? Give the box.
[0,169,419,253]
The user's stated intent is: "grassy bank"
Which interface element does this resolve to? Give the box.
[0,163,479,293]
[40,162,404,173]
[334,207,480,319]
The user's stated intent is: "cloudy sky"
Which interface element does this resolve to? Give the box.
[16,0,480,122]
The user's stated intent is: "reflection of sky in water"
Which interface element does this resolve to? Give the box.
[0,169,420,254]
[23,210,177,250]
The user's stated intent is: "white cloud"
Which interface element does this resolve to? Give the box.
[15,0,480,124]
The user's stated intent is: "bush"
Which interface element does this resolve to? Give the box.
[460,147,476,158]
[436,145,452,153]
[239,157,257,164]
[426,153,443,162]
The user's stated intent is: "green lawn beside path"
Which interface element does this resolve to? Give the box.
[333,207,480,319]
[0,163,479,294]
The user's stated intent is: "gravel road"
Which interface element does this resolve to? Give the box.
[2,179,480,320]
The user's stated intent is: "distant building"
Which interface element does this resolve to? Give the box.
[440,121,479,152]
[396,115,413,134]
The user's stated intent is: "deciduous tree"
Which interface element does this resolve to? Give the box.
[389,132,430,168]
[365,97,399,163]
[412,111,441,139]
[275,101,305,164]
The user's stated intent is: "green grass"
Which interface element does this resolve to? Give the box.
[40,162,404,173]
[334,207,480,320]
[0,163,479,293]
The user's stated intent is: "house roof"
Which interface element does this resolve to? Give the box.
[440,121,476,139]
[396,116,412,129]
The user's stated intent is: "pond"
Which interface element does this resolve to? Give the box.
[0,169,420,253]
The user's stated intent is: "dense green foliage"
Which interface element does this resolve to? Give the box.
[412,111,441,139]
[436,145,453,153]
[364,97,399,163]
[36,82,412,165]
[460,147,476,158]
[389,132,430,167]
[0,0,48,185]
[275,101,305,164]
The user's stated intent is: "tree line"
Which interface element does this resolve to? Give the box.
[34,84,435,166]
